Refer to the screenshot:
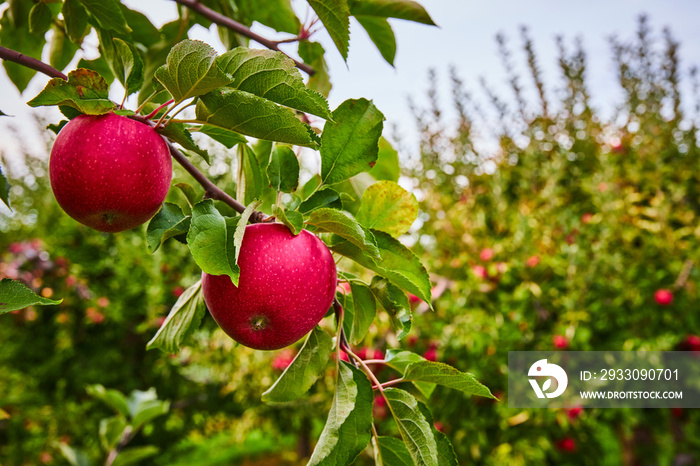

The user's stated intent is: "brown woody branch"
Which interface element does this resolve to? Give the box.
[170,0,315,76]
[0,46,67,80]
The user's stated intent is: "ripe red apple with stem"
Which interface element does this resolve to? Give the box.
[50,113,172,232]
[202,223,337,350]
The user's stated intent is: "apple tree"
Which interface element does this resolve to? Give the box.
[0,1,494,464]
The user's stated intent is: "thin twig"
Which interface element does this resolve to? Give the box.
[170,0,315,76]
[0,46,67,80]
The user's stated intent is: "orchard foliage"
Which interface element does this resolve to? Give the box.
[403,17,700,463]
[0,0,496,465]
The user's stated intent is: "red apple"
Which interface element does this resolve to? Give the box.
[556,437,576,452]
[526,255,540,268]
[424,348,437,361]
[553,335,569,349]
[567,406,583,419]
[480,248,494,261]
[472,265,487,279]
[654,289,673,306]
[49,113,172,232]
[202,223,337,350]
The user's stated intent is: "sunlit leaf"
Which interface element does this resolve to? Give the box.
[27,69,115,115]
[0,279,62,314]
[356,180,418,237]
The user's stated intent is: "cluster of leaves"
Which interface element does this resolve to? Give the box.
[402,17,700,463]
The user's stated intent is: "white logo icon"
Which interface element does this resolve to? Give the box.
[528,359,568,398]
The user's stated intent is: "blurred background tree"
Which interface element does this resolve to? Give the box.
[2,14,700,466]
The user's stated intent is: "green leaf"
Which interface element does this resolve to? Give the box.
[111,446,159,466]
[370,276,411,340]
[273,206,303,235]
[29,1,52,34]
[99,416,127,450]
[403,361,495,399]
[86,384,130,417]
[416,401,458,465]
[236,0,300,34]
[120,5,160,46]
[130,398,169,431]
[218,48,331,120]
[349,281,376,345]
[157,123,211,164]
[194,125,246,148]
[376,436,414,466]
[356,16,396,66]
[262,326,333,403]
[0,279,62,314]
[195,88,318,147]
[370,137,400,182]
[154,39,232,103]
[384,350,435,399]
[49,25,79,72]
[175,183,198,208]
[239,143,263,205]
[27,69,115,115]
[80,0,130,34]
[308,361,373,465]
[307,0,350,61]
[306,208,380,258]
[298,41,332,97]
[62,0,90,44]
[331,229,432,306]
[383,388,438,466]
[146,280,206,354]
[0,164,10,210]
[349,0,436,25]
[267,145,299,192]
[0,8,46,92]
[186,200,240,285]
[112,38,145,96]
[47,120,69,135]
[356,180,418,238]
[233,200,262,265]
[146,203,190,254]
[77,56,114,86]
[299,188,342,213]
[57,444,92,466]
[321,99,385,184]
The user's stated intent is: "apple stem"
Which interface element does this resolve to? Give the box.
[144,100,175,120]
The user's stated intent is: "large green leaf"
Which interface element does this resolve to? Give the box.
[267,145,299,193]
[112,37,145,96]
[262,327,333,403]
[416,401,458,465]
[154,39,232,102]
[384,350,435,399]
[308,0,350,61]
[146,203,190,253]
[80,0,131,34]
[0,164,10,210]
[62,0,90,44]
[0,279,62,314]
[349,0,436,25]
[0,8,46,92]
[218,47,332,119]
[308,361,373,465]
[236,0,300,34]
[403,361,495,399]
[146,280,205,354]
[330,229,432,305]
[196,88,318,147]
[299,188,342,213]
[49,25,79,73]
[383,388,438,466]
[186,200,240,285]
[356,16,396,66]
[307,208,380,258]
[321,99,385,184]
[356,180,418,238]
[239,144,263,205]
[27,69,115,115]
[273,206,304,235]
[29,1,52,35]
[370,276,411,340]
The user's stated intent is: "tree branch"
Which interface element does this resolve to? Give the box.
[131,115,268,223]
[170,0,315,76]
[0,46,67,80]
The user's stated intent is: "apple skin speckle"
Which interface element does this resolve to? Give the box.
[202,223,337,351]
[49,113,172,232]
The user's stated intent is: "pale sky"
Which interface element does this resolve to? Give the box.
[2,1,700,159]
